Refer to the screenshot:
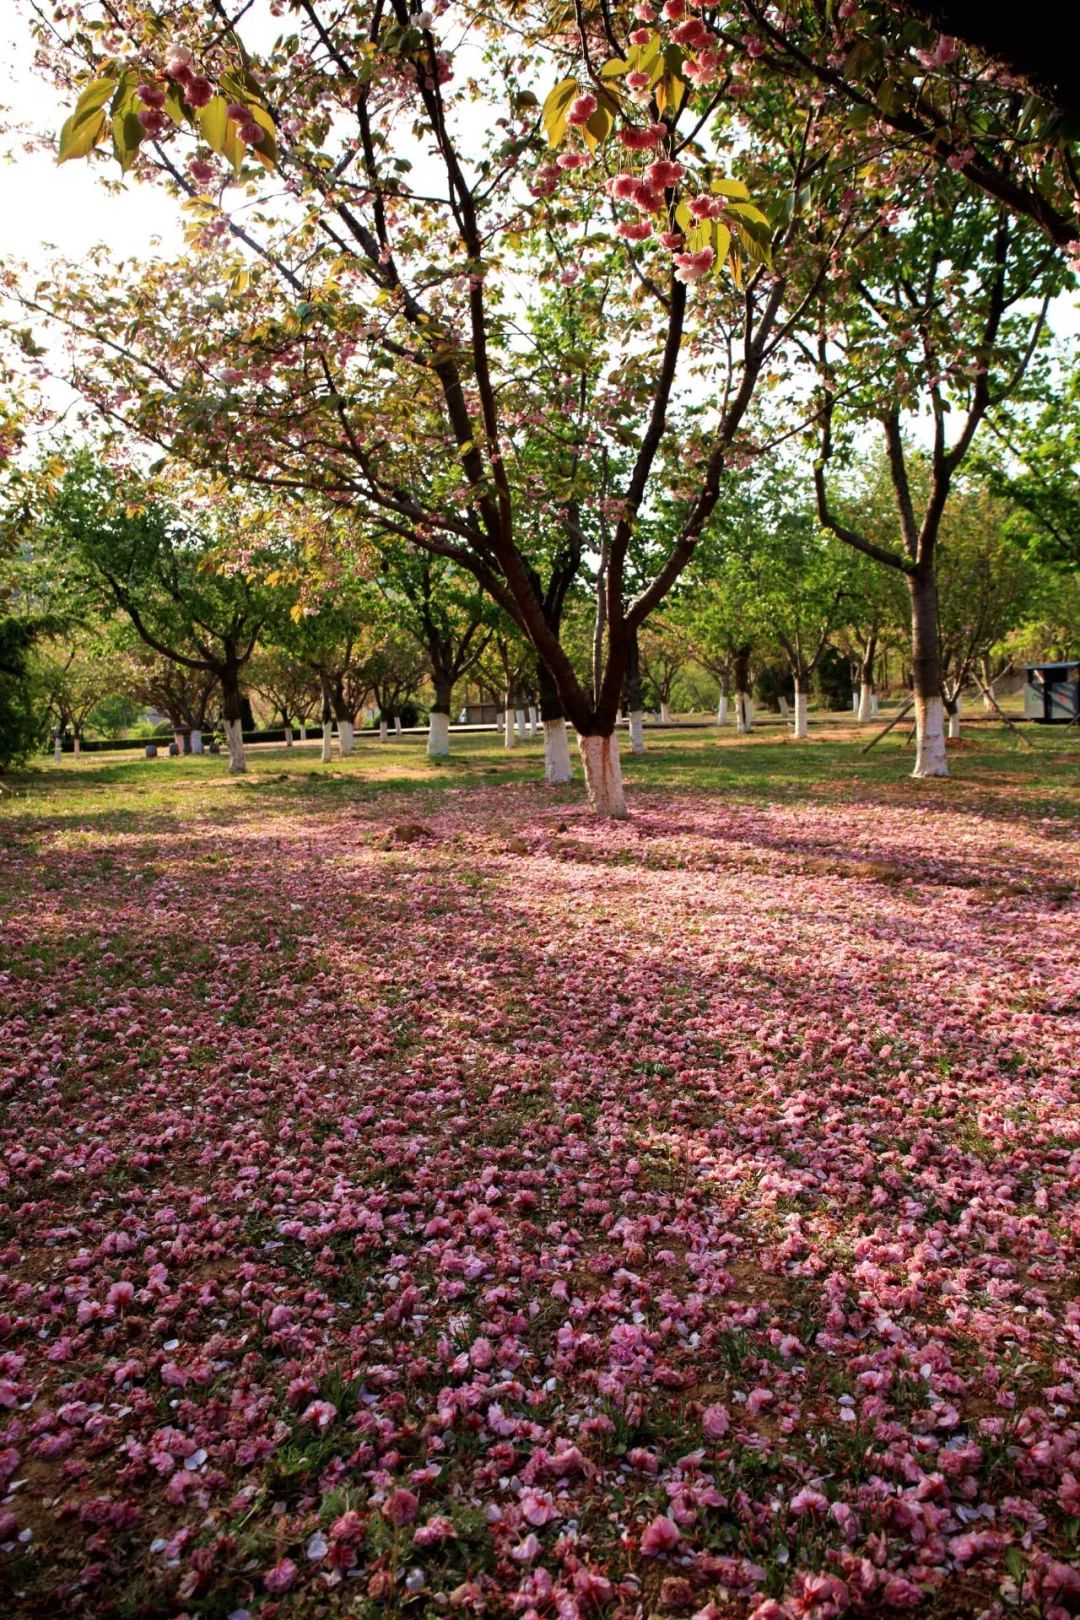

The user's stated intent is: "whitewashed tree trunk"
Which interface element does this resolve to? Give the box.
[746,696,755,727]
[735,692,751,735]
[394,714,403,735]
[527,704,538,738]
[427,711,450,757]
[504,709,516,749]
[660,700,672,724]
[871,694,879,717]
[717,693,729,725]
[173,728,186,754]
[948,707,961,739]
[53,735,62,764]
[629,710,645,754]
[379,719,388,742]
[283,724,294,748]
[337,719,355,757]
[778,695,790,719]
[225,719,246,774]
[73,736,81,759]
[913,694,948,777]
[544,718,573,784]
[191,729,204,754]
[299,723,307,742]
[515,708,527,741]
[792,688,809,739]
[578,733,627,818]
[321,722,333,763]
[857,683,874,722]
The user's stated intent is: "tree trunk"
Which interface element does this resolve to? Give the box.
[871,693,879,717]
[625,630,645,754]
[427,709,451,758]
[947,694,961,739]
[394,714,403,735]
[792,676,810,740]
[504,695,516,750]
[544,717,573,784]
[321,721,333,763]
[717,692,729,726]
[379,718,388,742]
[515,708,527,741]
[224,720,245,774]
[53,733,62,764]
[578,732,627,818]
[908,569,948,778]
[527,704,538,738]
[299,722,307,742]
[284,723,294,748]
[660,700,672,725]
[336,717,355,757]
[221,669,247,774]
[73,733,81,760]
[858,634,877,721]
[191,729,204,754]
[539,666,572,784]
[428,669,452,756]
[733,649,752,735]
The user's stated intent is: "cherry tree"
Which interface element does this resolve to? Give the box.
[22,0,852,816]
[808,171,1065,774]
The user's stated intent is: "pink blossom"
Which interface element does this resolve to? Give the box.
[567,94,598,127]
[640,1515,680,1555]
[264,1557,298,1593]
[702,1402,729,1440]
[301,1399,337,1429]
[673,247,715,282]
[383,1487,419,1526]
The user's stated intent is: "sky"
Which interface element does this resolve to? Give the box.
[0,9,184,272]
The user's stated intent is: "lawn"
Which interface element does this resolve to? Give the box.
[1,726,1079,1619]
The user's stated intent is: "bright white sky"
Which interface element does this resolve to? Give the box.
[0,9,183,270]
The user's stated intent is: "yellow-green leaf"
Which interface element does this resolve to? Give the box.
[581,100,613,152]
[710,176,750,200]
[600,57,629,79]
[542,77,580,148]
[111,108,145,173]
[58,106,108,162]
[198,95,230,155]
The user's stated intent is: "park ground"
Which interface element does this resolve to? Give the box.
[1,725,1079,1619]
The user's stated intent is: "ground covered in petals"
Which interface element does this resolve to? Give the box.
[2,731,1079,1619]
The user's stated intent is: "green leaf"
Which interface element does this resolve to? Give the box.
[58,106,108,163]
[1003,1546,1025,1583]
[111,108,145,173]
[542,78,580,148]
[844,37,885,79]
[164,82,188,126]
[198,95,230,155]
[582,101,613,152]
[71,79,117,121]
[625,33,662,75]
[600,57,629,79]
[244,101,279,169]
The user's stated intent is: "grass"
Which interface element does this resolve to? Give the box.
[4,717,1078,832]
